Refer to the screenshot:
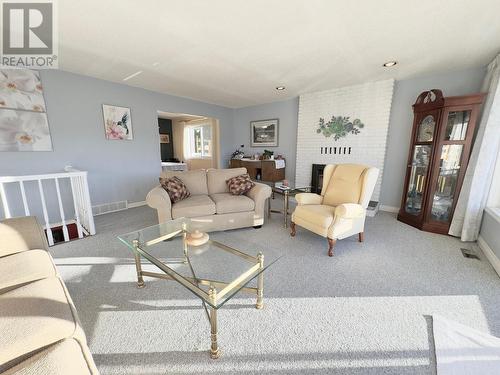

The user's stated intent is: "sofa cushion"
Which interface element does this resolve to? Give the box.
[0,277,85,366]
[160,169,208,196]
[293,204,336,228]
[0,249,57,293]
[207,168,247,194]
[226,174,255,195]
[171,195,216,219]
[2,339,98,375]
[0,217,49,257]
[159,176,190,203]
[210,193,255,214]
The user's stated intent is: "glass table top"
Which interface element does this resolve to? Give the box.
[118,218,280,309]
[273,182,311,193]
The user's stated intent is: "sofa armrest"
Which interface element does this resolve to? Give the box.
[146,185,172,223]
[295,193,323,205]
[334,203,365,219]
[246,182,272,219]
[0,216,49,257]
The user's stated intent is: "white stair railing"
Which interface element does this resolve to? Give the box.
[0,168,96,246]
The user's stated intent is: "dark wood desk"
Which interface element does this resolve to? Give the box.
[230,159,285,183]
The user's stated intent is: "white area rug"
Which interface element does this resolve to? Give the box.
[50,203,500,374]
[433,314,500,374]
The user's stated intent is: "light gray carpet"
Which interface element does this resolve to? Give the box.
[50,199,500,374]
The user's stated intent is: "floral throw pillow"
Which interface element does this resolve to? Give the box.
[226,174,255,195]
[159,176,190,203]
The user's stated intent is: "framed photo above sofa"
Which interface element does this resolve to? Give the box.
[250,118,278,147]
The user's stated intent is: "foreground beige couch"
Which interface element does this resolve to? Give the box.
[147,168,272,229]
[0,216,98,375]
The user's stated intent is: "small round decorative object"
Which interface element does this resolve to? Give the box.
[186,230,209,246]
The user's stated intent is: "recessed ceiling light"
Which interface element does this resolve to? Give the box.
[123,70,143,81]
[383,61,397,67]
[152,62,160,67]
[276,86,286,91]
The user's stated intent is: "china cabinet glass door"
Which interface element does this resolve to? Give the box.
[405,145,432,215]
[404,112,437,216]
[428,109,471,223]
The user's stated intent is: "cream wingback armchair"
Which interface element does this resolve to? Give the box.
[290,164,379,257]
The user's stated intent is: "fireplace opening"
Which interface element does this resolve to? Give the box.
[311,164,326,193]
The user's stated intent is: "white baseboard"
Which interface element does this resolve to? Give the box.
[128,200,147,208]
[477,235,500,278]
[379,205,399,213]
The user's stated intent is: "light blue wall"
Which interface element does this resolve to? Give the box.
[0,66,486,217]
[0,70,234,210]
[380,67,486,208]
[231,98,299,181]
[231,67,486,206]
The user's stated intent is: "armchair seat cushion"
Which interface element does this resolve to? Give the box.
[292,204,336,228]
[0,277,85,366]
[210,193,255,214]
[0,249,57,293]
[171,195,216,219]
[2,339,98,375]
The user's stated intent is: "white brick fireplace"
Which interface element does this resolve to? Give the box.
[295,79,394,201]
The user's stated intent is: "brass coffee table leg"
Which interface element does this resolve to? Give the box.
[132,240,145,288]
[283,190,289,228]
[256,252,264,309]
[208,286,221,359]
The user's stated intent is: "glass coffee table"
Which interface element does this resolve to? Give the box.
[269,184,311,228]
[118,218,279,359]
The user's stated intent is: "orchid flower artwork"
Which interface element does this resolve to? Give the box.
[0,69,52,151]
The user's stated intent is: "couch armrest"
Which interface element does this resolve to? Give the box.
[246,182,272,219]
[295,193,323,205]
[0,216,49,257]
[335,203,365,219]
[146,185,172,223]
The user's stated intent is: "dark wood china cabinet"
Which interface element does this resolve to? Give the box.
[397,89,485,234]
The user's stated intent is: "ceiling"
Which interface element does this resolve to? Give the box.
[59,0,500,108]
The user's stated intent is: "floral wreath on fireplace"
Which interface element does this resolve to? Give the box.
[316,115,364,140]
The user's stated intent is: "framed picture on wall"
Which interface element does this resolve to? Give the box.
[102,104,133,140]
[160,134,170,144]
[0,69,53,151]
[250,118,279,147]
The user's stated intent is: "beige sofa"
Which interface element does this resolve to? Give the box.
[0,216,98,375]
[147,168,272,229]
